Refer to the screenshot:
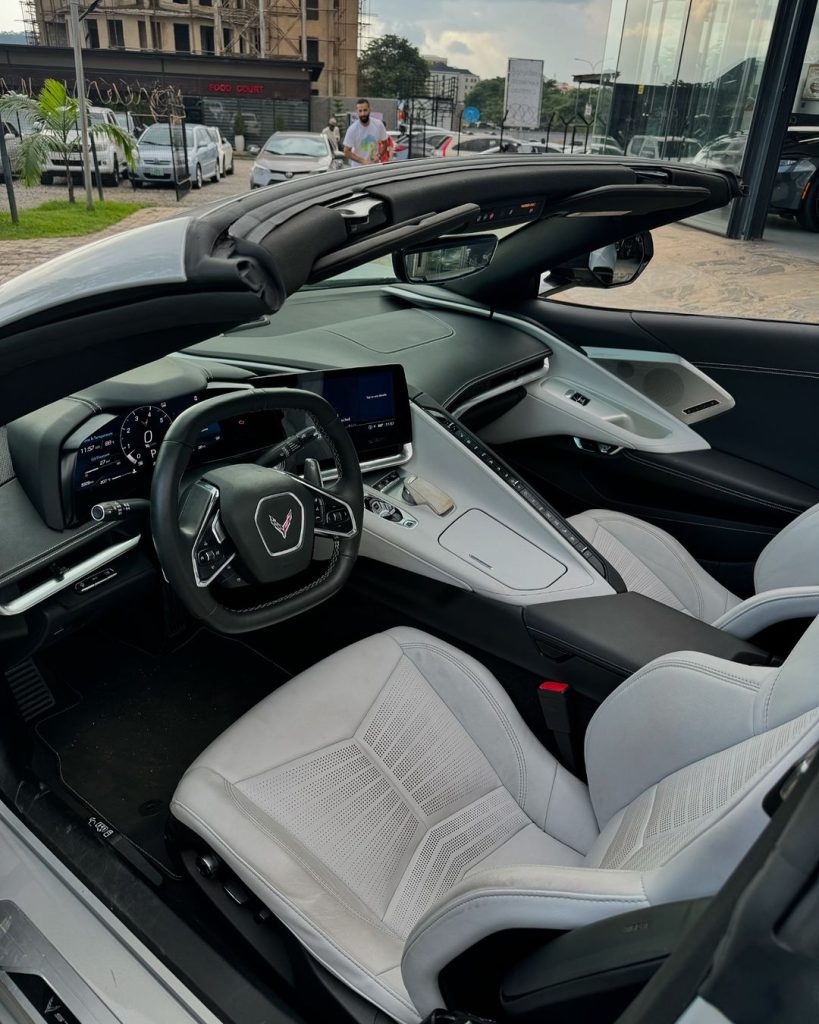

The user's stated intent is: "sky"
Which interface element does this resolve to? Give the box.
[367,0,613,83]
[0,0,613,85]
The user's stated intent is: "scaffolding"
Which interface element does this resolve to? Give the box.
[18,0,360,97]
[357,0,370,54]
[20,0,41,45]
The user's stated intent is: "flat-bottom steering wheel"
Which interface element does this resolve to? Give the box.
[151,389,363,633]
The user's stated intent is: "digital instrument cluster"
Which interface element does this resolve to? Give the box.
[72,393,221,496]
[63,366,413,524]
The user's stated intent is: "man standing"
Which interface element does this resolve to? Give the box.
[321,116,340,151]
[343,98,388,167]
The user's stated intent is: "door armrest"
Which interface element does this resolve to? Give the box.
[712,587,819,639]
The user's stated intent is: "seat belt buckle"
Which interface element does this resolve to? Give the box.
[538,681,575,769]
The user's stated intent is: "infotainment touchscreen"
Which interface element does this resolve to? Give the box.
[257,364,413,462]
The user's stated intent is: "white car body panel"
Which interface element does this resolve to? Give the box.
[0,798,220,1023]
[0,217,191,329]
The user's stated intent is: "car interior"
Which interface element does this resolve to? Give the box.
[0,155,817,1024]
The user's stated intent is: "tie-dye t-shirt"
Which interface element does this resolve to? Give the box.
[343,117,388,165]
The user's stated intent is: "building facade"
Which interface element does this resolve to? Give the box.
[423,57,479,105]
[593,0,819,238]
[25,0,357,97]
[0,42,319,144]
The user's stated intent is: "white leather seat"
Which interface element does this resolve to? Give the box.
[569,504,819,632]
[172,622,819,1022]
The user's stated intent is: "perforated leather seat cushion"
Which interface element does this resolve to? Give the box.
[172,625,819,1022]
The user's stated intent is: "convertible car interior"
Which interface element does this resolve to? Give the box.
[0,155,817,1024]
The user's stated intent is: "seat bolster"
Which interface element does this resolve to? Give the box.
[585,652,769,827]
[401,864,648,1018]
[712,586,819,639]
[755,502,819,592]
[172,765,417,1024]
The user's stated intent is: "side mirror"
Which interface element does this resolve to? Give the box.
[543,232,654,291]
[248,144,260,156]
[393,234,498,283]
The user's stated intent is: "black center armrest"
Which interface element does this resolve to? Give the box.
[525,593,769,702]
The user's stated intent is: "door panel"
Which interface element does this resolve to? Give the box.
[492,300,819,593]
[534,301,819,488]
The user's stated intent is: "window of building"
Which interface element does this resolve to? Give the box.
[306,0,319,19]
[306,37,319,62]
[222,26,233,50]
[173,0,187,5]
[107,19,124,48]
[200,25,215,53]
[173,23,191,51]
[150,19,163,48]
[137,19,147,48]
[84,18,99,48]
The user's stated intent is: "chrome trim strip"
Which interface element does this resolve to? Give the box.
[0,535,140,616]
[192,484,236,588]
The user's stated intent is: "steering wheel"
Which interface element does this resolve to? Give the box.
[151,389,363,634]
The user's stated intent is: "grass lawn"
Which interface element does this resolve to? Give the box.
[0,200,144,240]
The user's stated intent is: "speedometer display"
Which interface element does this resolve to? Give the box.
[119,405,173,467]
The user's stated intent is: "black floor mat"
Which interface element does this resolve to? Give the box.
[36,629,287,875]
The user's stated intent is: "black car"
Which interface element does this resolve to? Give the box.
[695,126,819,230]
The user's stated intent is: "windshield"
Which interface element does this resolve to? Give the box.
[264,135,326,158]
[304,224,531,290]
[139,124,192,146]
[658,140,701,159]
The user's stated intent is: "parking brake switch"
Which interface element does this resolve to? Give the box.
[401,475,455,516]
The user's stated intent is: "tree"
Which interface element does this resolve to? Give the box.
[0,78,135,204]
[465,78,504,124]
[359,35,429,98]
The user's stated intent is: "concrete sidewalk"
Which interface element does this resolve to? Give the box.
[558,222,819,323]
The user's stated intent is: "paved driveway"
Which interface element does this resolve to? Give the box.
[0,167,252,285]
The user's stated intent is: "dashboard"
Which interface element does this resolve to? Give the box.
[8,361,413,528]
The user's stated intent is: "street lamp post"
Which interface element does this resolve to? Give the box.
[575,57,603,130]
[68,0,95,210]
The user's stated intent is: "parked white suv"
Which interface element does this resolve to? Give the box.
[42,106,131,186]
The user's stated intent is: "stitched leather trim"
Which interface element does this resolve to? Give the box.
[624,452,803,515]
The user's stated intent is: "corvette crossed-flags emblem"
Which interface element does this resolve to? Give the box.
[269,509,294,540]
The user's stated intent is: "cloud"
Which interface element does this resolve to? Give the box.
[369,0,613,82]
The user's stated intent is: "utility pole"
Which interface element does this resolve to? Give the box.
[214,0,223,55]
[300,0,307,60]
[68,0,94,210]
[258,0,265,57]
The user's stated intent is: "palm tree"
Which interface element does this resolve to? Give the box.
[0,78,135,204]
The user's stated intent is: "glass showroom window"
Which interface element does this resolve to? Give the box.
[597,0,780,229]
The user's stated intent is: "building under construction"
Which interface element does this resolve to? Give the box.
[21,0,359,97]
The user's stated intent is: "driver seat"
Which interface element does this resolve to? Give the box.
[172,622,819,1023]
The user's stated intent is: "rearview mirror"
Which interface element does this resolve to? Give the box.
[394,234,498,283]
[543,232,654,291]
